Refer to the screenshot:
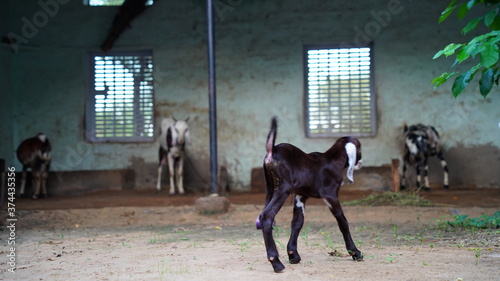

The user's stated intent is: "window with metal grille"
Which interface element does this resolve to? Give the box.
[304,43,376,137]
[86,50,154,142]
[83,0,153,6]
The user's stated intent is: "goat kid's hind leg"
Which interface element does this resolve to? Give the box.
[40,163,49,198]
[19,167,28,197]
[32,170,42,199]
[400,162,407,190]
[259,192,289,273]
[323,196,363,261]
[287,195,307,264]
[417,163,431,191]
[438,151,450,189]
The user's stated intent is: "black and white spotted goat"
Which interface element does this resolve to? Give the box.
[16,133,52,199]
[157,117,190,195]
[401,124,449,191]
[256,117,363,273]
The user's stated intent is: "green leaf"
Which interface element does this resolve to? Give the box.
[480,43,499,68]
[452,71,472,97]
[456,44,476,62]
[462,16,483,34]
[433,43,465,60]
[466,0,476,10]
[440,0,458,23]
[489,15,500,30]
[457,3,470,20]
[432,72,458,88]
[479,68,494,97]
[433,50,445,59]
[484,9,498,27]
[444,43,465,56]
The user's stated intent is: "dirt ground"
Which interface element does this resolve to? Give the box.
[1,188,499,280]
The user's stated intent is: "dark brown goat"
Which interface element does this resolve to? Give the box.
[16,133,51,199]
[256,117,363,273]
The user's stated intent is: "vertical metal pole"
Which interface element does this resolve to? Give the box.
[207,0,218,195]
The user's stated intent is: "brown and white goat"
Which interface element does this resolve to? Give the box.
[401,124,449,191]
[16,133,52,199]
[157,117,190,195]
[256,117,363,273]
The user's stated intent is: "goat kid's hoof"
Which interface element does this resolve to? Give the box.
[269,257,285,273]
[32,195,39,200]
[444,185,450,189]
[349,250,363,261]
[421,187,431,192]
[288,251,301,264]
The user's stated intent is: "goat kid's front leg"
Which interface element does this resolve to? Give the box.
[157,147,167,192]
[259,192,289,273]
[19,167,28,197]
[287,195,307,264]
[176,156,185,195]
[156,165,163,192]
[167,155,176,195]
[323,196,363,261]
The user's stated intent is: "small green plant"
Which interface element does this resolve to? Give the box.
[385,253,399,263]
[301,218,317,248]
[392,224,399,240]
[321,230,337,253]
[239,240,251,252]
[447,211,500,229]
[272,225,288,239]
[470,248,481,266]
[275,240,286,250]
[247,259,259,271]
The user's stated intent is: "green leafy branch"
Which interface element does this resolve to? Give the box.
[433,0,500,97]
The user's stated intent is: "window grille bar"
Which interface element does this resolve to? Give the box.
[86,50,154,142]
[304,43,376,137]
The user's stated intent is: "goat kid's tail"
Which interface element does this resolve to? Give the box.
[265,117,278,164]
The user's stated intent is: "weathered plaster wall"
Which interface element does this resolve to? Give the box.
[3,0,499,191]
[0,0,14,165]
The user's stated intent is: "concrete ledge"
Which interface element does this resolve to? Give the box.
[16,169,135,197]
[251,165,393,192]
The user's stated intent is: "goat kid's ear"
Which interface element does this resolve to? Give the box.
[345,142,358,184]
[185,116,190,122]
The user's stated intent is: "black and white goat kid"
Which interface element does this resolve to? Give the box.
[16,133,52,199]
[157,117,190,195]
[401,124,449,191]
[256,117,363,273]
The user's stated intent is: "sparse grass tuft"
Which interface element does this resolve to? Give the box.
[342,191,434,207]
